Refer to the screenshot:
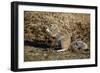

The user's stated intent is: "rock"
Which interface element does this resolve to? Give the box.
[71,40,88,52]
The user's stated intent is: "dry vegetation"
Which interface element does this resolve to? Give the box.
[24,11,90,61]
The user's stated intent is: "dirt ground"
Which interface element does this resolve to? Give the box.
[24,46,90,61]
[24,11,90,62]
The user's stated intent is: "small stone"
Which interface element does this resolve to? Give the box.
[44,53,47,56]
